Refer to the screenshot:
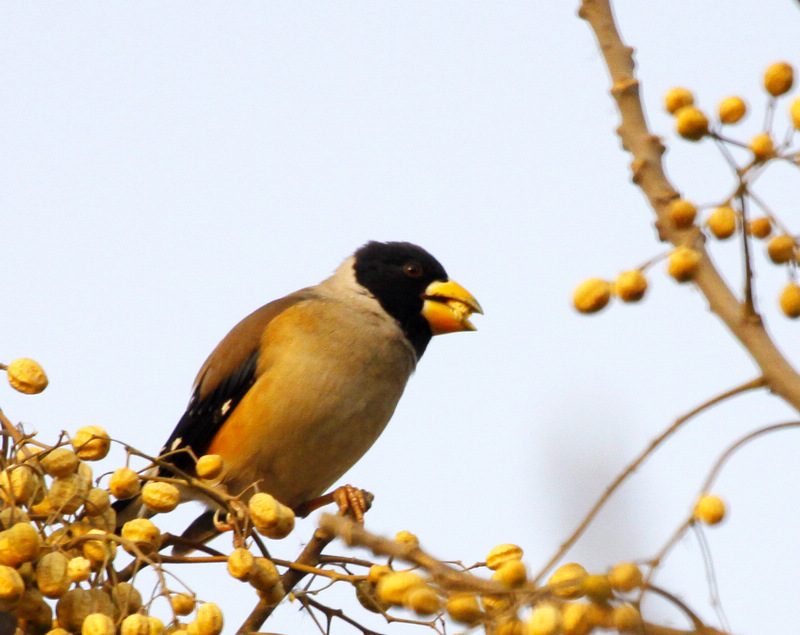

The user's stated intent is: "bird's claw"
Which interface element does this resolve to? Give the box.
[212,508,237,532]
[333,484,373,523]
[294,484,374,522]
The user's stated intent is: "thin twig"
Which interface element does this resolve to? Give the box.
[237,526,337,634]
[531,377,764,585]
[320,514,520,596]
[645,583,705,630]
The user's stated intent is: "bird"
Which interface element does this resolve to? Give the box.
[114,240,482,546]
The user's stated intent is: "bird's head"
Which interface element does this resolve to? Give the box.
[353,241,483,357]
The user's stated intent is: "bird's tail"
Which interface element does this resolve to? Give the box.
[112,495,154,531]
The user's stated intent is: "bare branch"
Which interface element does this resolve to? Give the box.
[578,0,800,412]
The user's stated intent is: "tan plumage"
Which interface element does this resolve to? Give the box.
[114,242,481,546]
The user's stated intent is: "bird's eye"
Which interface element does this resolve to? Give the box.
[404,262,423,278]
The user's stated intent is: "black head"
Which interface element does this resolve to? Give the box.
[353,241,449,358]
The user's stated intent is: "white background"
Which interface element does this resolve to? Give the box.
[4,2,800,633]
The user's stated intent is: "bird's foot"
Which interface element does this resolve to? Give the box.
[333,484,374,522]
[213,509,236,533]
[296,484,374,522]
[212,500,247,533]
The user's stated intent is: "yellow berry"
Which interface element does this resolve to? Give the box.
[0,564,25,600]
[227,548,254,580]
[248,557,280,592]
[718,96,747,124]
[747,217,772,239]
[708,205,737,239]
[36,551,71,599]
[82,529,117,566]
[41,448,80,478]
[82,488,110,517]
[694,494,726,525]
[404,585,441,615]
[111,582,143,616]
[586,603,613,629]
[109,468,141,500]
[121,518,161,553]
[0,507,30,529]
[195,602,224,635]
[248,492,295,539]
[148,616,164,635]
[120,614,151,635]
[376,571,425,606]
[486,543,524,570]
[526,602,561,635]
[47,472,89,514]
[81,613,115,635]
[0,521,41,566]
[790,98,800,129]
[481,593,512,614]
[445,593,484,625]
[547,563,587,599]
[612,604,642,633]
[67,556,92,583]
[561,603,591,635]
[71,426,110,461]
[492,559,527,588]
[664,87,694,114]
[613,270,648,303]
[195,454,225,481]
[0,465,38,505]
[768,235,796,264]
[667,198,697,229]
[607,562,643,592]
[6,358,48,394]
[780,282,800,318]
[367,564,392,584]
[750,133,774,161]
[764,62,794,97]
[141,481,180,513]
[675,106,708,141]
[495,617,525,635]
[573,279,611,314]
[56,588,91,633]
[667,246,701,283]
[171,593,196,617]
[580,574,612,602]
[395,530,419,548]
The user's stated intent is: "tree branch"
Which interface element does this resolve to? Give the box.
[578,0,800,412]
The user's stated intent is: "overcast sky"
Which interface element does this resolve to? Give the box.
[4,2,800,633]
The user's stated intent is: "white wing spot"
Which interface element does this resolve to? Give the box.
[220,399,232,416]
[170,437,183,451]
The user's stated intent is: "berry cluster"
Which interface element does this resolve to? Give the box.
[573,61,800,316]
[355,537,646,635]
[0,357,296,635]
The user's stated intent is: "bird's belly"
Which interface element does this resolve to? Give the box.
[207,332,414,509]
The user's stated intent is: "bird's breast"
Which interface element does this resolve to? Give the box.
[206,299,416,508]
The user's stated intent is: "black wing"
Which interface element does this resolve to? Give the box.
[158,349,259,476]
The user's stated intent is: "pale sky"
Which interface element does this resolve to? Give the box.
[4,2,800,633]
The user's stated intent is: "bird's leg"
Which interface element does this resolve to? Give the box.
[212,500,248,533]
[296,484,374,522]
[212,508,237,532]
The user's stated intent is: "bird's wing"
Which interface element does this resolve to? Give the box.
[158,289,315,476]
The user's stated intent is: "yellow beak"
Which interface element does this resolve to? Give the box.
[421,279,483,335]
